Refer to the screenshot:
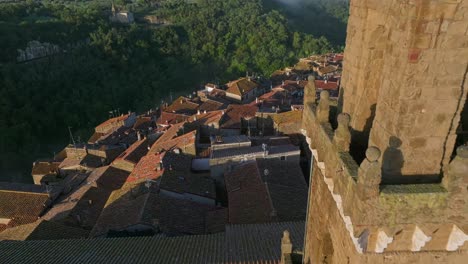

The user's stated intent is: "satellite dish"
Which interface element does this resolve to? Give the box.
[264,169,269,176]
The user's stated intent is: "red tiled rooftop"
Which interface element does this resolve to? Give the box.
[225,161,274,224]
[220,104,258,129]
[127,153,165,183]
[164,96,200,115]
[314,80,339,90]
[198,100,225,112]
[149,130,196,154]
[95,114,130,131]
[226,78,258,96]
[148,122,186,154]
[156,112,189,126]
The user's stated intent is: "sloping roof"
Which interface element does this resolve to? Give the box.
[113,138,150,165]
[150,130,196,154]
[190,110,224,126]
[95,114,130,131]
[148,122,186,154]
[205,207,228,233]
[318,65,338,75]
[90,183,156,237]
[164,96,200,115]
[156,112,189,126]
[159,153,216,200]
[88,132,106,144]
[31,161,60,176]
[220,104,258,129]
[314,80,339,90]
[0,188,50,232]
[59,149,104,170]
[0,221,304,264]
[92,181,218,237]
[0,220,88,241]
[42,166,129,227]
[133,116,154,131]
[225,158,308,224]
[97,126,138,146]
[126,153,165,183]
[226,78,258,96]
[198,100,225,112]
[257,159,307,221]
[225,161,274,224]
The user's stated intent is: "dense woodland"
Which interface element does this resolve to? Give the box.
[0,0,349,182]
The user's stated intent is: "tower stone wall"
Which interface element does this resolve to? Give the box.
[341,0,468,181]
[302,0,468,263]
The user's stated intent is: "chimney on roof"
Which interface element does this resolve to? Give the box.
[156,161,162,171]
[281,230,293,259]
[282,81,285,86]
[204,110,207,114]
[137,131,142,141]
[197,110,201,115]
[325,79,328,84]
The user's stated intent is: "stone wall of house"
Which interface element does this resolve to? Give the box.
[341,0,468,180]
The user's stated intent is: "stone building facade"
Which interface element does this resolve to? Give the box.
[302,0,468,263]
[340,0,468,181]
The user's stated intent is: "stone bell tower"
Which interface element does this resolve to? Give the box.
[341,0,468,182]
[302,0,468,263]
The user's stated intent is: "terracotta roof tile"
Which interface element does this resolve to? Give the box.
[0,220,88,241]
[149,131,196,154]
[148,122,186,154]
[126,153,165,183]
[164,96,200,115]
[220,104,258,129]
[95,114,131,132]
[225,158,308,224]
[198,100,225,112]
[156,112,189,126]
[114,138,150,165]
[92,181,217,237]
[31,161,60,176]
[226,78,258,96]
[159,152,216,200]
[205,207,228,233]
[225,161,274,224]
[0,221,304,263]
[314,80,339,90]
[189,110,224,126]
[0,187,50,232]
[133,116,154,131]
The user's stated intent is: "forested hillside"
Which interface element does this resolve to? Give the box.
[264,0,349,46]
[0,0,348,182]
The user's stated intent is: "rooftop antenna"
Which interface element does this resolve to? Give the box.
[68,126,76,147]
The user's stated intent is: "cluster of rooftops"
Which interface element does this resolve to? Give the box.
[0,54,343,263]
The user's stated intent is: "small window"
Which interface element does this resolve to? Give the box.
[280,156,286,161]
